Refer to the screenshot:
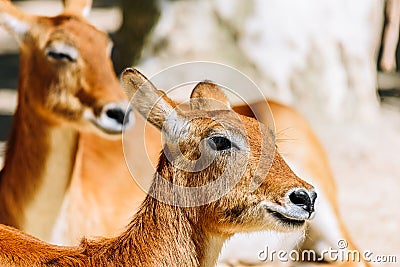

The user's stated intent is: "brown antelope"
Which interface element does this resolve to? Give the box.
[0,68,316,267]
[53,69,369,266]
[0,1,368,265]
[0,0,133,240]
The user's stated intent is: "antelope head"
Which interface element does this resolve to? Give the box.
[122,69,317,236]
[0,0,133,135]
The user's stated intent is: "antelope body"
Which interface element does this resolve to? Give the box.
[0,0,133,239]
[0,69,316,267]
[54,87,369,266]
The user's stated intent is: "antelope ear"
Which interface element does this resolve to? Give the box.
[190,81,231,111]
[0,0,33,40]
[121,68,182,131]
[62,0,92,17]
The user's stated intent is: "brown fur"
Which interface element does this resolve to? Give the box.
[57,78,368,266]
[0,0,127,239]
[0,69,314,267]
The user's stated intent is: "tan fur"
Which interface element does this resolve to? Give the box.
[62,0,92,17]
[0,69,314,267]
[0,0,127,240]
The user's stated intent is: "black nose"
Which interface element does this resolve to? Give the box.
[106,107,126,125]
[289,189,316,214]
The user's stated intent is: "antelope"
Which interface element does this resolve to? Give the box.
[0,68,317,267]
[0,0,133,240]
[54,70,369,266]
[0,1,368,265]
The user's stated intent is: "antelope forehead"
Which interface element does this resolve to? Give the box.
[185,110,244,128]
[50,15,110,46]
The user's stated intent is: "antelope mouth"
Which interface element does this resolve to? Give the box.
[90,119,126,135]
[88,115,130,135]
[266,208,306,228]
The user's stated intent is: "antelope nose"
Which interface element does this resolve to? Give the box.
[289,189,316,214]
[93,102,134,134]
[104,105,132,125]
[106,107,125,124]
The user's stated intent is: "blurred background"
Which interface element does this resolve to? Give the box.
[0,0,399,265]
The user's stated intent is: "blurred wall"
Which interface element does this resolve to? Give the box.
[137,0,385,122]
[111,0,160,73]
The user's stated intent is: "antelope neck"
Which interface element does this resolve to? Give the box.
[81,194,226,267]
[81,152,228,266]
[0,103,79,241]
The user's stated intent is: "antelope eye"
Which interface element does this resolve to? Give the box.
[47,51,75,62]
[45,42,78,62]
[208,136,237,151]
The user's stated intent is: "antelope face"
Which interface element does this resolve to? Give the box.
[122,69,316,235]
[0,2,133,136]
[210,114,317,233]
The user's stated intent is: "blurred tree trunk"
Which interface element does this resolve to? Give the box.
[111,0,160,73]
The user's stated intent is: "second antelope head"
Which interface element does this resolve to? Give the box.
[122,69,317,235]
[0,0,133,135]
